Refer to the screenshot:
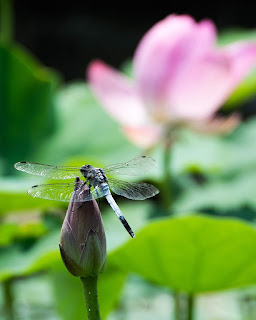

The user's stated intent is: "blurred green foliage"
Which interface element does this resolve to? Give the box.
[0,42,59,175]
[1,25,256,320]
[171,118,256,213]
[172,117,256,176]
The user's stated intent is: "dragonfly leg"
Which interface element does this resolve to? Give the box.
[80,180,89,189]
[72,180,94,212]
[75,180,92,195]
[85,181,93,191]
[94,187,100,198]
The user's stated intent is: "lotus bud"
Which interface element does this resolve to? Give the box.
[59,177,106,278]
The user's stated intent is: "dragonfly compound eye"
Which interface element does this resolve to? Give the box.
[80,164,93,175]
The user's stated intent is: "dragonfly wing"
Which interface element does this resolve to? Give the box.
[90,186,106,200]
[108,179,159,200]
[28,183,94,202]
[103,156,156,176]
[15,162,83,179]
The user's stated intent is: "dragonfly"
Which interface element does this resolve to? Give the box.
[14,156,159,238]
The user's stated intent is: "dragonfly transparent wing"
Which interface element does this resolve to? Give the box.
[28,183,97,202]
[91,186,106,200]
[15,162,83,179]
[108,178,159,200]
[103,156,156,176]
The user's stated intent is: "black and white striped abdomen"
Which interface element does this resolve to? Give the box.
[100,183,135,238]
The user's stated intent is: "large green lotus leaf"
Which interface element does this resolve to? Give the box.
[109,215,256,293]
[50,264,126,320]
[173,171,256,213]
[0,42,59,174]
[37,83,140,166]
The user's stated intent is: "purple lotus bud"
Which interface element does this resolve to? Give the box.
[59,177,106,278]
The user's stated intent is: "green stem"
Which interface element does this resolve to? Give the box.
[162,140,173,211]
[174,292,194,320]
[174,292,181,320]
[81,276,101,320]
[0,0,13,43]
[187,294,194,320]
[3,279,15,320]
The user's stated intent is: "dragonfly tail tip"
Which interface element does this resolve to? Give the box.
[130,231,136,238]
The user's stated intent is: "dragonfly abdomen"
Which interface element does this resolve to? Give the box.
[99,183,135,238]
[104,192,135,238]
[99,183,111,196]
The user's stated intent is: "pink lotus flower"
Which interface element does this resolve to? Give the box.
[88,14,256,147]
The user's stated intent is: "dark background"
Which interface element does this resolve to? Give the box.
[13,3,256,81]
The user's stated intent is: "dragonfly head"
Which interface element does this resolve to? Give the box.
[80,164,93,178]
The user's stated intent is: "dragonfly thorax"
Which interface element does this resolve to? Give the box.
[80,165,107,185]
